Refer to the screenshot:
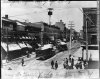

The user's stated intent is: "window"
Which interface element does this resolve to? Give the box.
[91,35,97,44]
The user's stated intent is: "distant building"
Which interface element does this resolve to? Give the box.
[55,20,67,39]
[55,20,65,31]
[80,30,83,39]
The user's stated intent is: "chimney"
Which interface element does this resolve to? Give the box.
[60,20,62,22]
[5,15,8,19]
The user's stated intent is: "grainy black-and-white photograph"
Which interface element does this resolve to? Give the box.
[1,0,100,79]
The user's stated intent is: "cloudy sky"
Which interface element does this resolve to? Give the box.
[1,1,97,32]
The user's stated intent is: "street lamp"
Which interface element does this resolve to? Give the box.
[48,8,53,27]
[48,8,54,41]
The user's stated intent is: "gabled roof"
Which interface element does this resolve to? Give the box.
[2,17,16,23]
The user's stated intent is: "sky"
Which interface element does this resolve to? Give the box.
[1,1,97,32]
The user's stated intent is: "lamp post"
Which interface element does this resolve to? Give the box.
[48,8,53,27]
[48,8,54,41]
[68,21,74,55]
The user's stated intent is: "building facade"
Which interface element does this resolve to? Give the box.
[55,20,67,39]
[83,8,97,45]
[82,8,99,61]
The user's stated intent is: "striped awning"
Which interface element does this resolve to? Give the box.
[1,42,21,52]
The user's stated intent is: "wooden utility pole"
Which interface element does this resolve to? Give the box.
[68,21,74,54]
[86,18,88,61]
[41,23,44,46]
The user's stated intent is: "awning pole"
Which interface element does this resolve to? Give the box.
[6,28,9,62]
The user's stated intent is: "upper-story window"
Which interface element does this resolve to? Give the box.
[89,14,97,26]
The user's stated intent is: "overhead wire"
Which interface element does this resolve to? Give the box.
[78,8,96,26]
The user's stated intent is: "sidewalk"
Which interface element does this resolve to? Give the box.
[2,52,36,66]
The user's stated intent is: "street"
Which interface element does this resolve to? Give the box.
[1,42,99,79]
[1,1,100,79]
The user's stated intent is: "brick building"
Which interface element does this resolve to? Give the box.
[55,20,67,39]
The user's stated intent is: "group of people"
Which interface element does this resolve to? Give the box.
[63,55,87,69]
[63,55,74,69]
[50,55,87,70]
[51,60,58,70]
[75,57,88,69]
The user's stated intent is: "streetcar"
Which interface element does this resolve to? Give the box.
[36,44,55,60]
[56,41,68,52]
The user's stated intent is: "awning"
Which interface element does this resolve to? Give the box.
[1,42,21,52]
[17,22,25,26]
[41,44,53,50]
[18,42,32,48]
[18,43,27,48]
[26,43,32,48]
[60,42,67,45]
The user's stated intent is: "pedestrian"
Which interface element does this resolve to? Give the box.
[22,58,24,66]
[51,60,54,69]
[26,51,29,58]
[69,55,71,59]
[66,58,68,65]
[63,62,66,69]
[69,55,72,62]
[75,61,79,69]
[79,61,82,69]
[82,61,85,69]
[55,61,58,70]
[68,60,72,69]
[71,58,74,69]
[63,58,66,69]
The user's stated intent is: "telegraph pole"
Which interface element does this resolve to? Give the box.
[41,23,44,46]
[86,17,88,61]
[68,21,74,55]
